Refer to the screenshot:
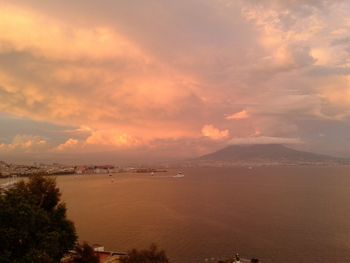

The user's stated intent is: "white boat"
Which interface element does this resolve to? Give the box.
[173,172,184,178]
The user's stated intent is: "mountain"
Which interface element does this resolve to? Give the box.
[196,144,349,166]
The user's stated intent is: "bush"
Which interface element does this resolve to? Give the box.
[67,243,99,263]
[120,244,169,263]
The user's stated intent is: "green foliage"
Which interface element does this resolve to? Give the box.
[67,243,99,263]
[120,244,169,263]
[0,175,77,263]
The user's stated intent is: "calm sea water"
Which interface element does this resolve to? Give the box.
[54,167,350,263]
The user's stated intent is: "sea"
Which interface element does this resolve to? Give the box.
[13,166,350,262]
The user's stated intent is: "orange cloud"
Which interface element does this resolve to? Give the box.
[226,110,250,120]
[0,4,145,61]
[85,130,141,148]
[0,135,47,152]
[320,77,350,106]
[201,125,229,140]
[56,138,79,152]
[0,3,201,145]
[1,1,350,159]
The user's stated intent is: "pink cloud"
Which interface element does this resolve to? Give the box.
[0,135,48,153]
[85,130,142,148]
[1,1,350,159]
[226,110,250,120]
[201,125,229,140]
[56,138,79,152]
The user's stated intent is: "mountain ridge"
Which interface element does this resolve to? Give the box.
[195,144,349,165]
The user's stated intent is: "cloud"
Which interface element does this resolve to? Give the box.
[229,136,302,145]
[1,1,350,160]
[201,124,229,140]
[0,4,144,61]
[85,130,142,148]
[0,135,48,152]
[56,138,79,152]
[226,110,250,120]
[0,4,200,142]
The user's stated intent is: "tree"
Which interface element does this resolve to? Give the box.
[0,175,77,263]
[67,243,99,263]
[120,244,169,263]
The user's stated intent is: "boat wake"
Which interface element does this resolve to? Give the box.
[173,172,184,178]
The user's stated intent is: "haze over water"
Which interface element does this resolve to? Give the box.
[56,167,350,263]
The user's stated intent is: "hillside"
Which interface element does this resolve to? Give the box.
[196,144,349,166]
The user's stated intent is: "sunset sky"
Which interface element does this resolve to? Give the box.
[1,0,350,163]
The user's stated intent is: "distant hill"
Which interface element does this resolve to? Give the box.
[195,144,349,166]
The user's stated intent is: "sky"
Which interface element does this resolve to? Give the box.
[1,0,350,163]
